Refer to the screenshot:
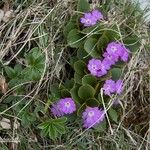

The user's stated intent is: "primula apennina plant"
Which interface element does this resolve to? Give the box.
[39,0,140,139]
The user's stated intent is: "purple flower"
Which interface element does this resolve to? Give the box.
[103,52,118,66]
[80,10,103,27]
[103,79,116,96]
[120,48,129,62]
[87,58,109,77]
[51,104,64,117]
[82,107,105,128]
[91,10,103,21]
[115,80,123,95]
[57,98,76,114]
[51,98,76,117]
[80,12,97,27]
[106,42,121,58]
[106,42,129,62]
[103,79,123,96]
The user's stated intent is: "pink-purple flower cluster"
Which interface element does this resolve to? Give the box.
[87,41,129,77]
[103,79,123,96]
[51,98,76,117]
[105,42,129,63]
[87,58,110,77]
[82,107,105,128]
[80,10,103,27]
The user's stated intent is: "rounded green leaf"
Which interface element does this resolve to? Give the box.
[84,38,100,58]
[97,33,109,53]
[67,29,83,48]
[104,27,120,41]
[64,21,77,37]
[70,86,83,104]
[86,98,100,107]
[64,79,74,90]
[78,84,96,99]
[108,108,118,123]
[61,89,70,98]
[82,74,97,87]
[74,60,86,75]
[81,24,104,35]
[50,83,62,98]
[123,36,141,53]
[77,46,88,59]
[111,68,122,80]
[74,73,82,84]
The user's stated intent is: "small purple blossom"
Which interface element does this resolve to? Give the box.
[82,107,105,128]
[51,98,76,117]
[80,10,103,27]
[106,42,129,62]
[91,10,103,21]
[106,42,121,58]
[103,79,123,96]
[51,104,64,117]
[115,80,123,95]
[87,58,109,77]
[103,52,118,67]
[80,13,97,27]
[120,48,129,62]
[57,98,76,114]
[103,79,116,96]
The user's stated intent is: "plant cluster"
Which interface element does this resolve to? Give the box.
[40,0,140,139]
[0,0,142,142]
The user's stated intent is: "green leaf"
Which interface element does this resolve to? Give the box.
[86,98,100,107]
[108,108,118,123]
[77,46,88,59]
[64,21,77,37]
[82,74,97,87]
[14,64,23,73]
[111,68,122,80]
[70,86,83,104]
[123,36,141,53]
[94,120,106,132]
[78,84,96,99]
[70,56,79,68]
[81,24,104,35]
[48,124,58,140]
[104,27,120,41]
[97,33,109,53]
[53,123,66,134]
[5,66,16,78]
[84,38,100,58]
[50,83,62,98]
[74,60,86,75]
[38,118,67,140]
[77,103,86,116]
[64,79,74,90]
[74,73,82,84]
[61,89,70,98]
[77,0,90,12]
[67,29,83,48]
[53,117,67,124]
[20,111,36,127]
[25,47,45,67]
[22,67,41,81]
